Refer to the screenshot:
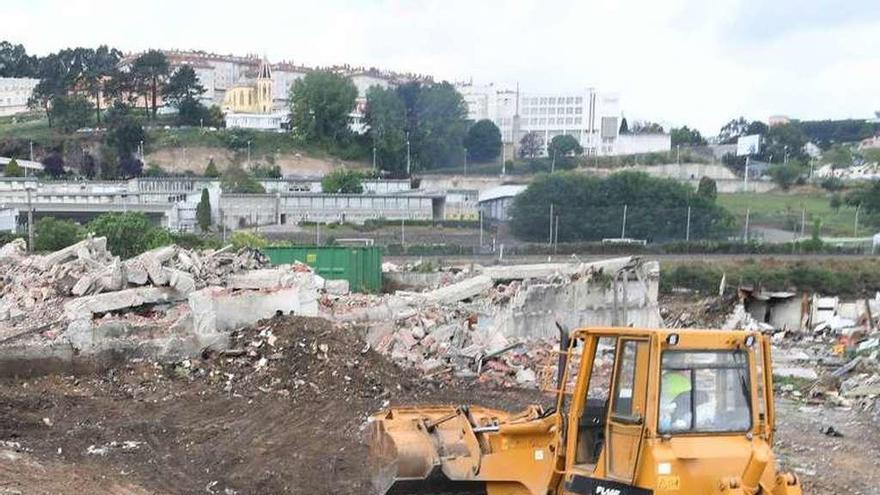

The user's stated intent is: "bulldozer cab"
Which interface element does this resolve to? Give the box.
[554,327,790,495]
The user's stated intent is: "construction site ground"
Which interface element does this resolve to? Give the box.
[0,316,875,495]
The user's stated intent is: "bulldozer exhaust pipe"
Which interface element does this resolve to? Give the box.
[555,322,570,389]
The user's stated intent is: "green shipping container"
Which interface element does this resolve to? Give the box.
[262,246,383,293]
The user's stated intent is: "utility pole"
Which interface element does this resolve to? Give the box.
[800,208,806,238]
[464,148,468,176]
[621,204,628,239]
[479,210,483,248]
[554,214,559,253]
[406,132,411,176]
[247,141,252,167]
[744,208,751,243]
[29,140,33,162]
[316,222,320,245]
[26,187,34,253]
[372,146,377,173]
[549,203,554,245]
[676,145,681,165]
[685,205,691,242]
[743,156,750,192]
[855,204,861,236]
[551,149,557,173]
[401,218,405,246]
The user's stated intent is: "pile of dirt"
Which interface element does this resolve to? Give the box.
[0,315,546,494]
[189,316,412,405]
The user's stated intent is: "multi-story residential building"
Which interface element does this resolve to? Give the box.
[0,77,39,117]
[121,50,421,131]
[456,82,668,157]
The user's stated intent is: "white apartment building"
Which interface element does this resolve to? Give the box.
[456,82,635,157]
[0,77,39,117]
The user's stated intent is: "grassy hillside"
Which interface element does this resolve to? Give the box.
[717,189,861,237]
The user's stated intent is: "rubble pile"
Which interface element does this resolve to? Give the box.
[332,257,660,388]
[173,315,413,404]
[0,238,321,365]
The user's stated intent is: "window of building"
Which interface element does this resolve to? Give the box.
[566,97,574,104]
[539,118,546,125]
[548,107,556,115]
[548,118,556,125]
[565,117,573,125]
[575,117,582,124]
[575,107,582,114]
[540,97,547,104]
[548,97,556,104]
[575,97,583,104]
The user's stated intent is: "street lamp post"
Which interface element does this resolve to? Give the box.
[405,132,411,176]
[247,141,252,167]
[464,148,468,176]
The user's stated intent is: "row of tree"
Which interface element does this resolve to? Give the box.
[510,171,731,242]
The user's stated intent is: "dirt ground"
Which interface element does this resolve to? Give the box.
[145,146,365,177]
[0,316,545,495]
[0,316,877,495]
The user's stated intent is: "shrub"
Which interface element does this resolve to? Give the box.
[34,217,83,252]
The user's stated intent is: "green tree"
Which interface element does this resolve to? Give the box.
[0,41,39,77]
[51,94,94,132]
[697,177,717,201]
[465,119,502,162]
[220,162,266,193]
[80,45,122,124]
[196,188,211,231]
[41,153,65,178]
[630,121,665,134]
[619,117,629,134]
[204,158,220,177]
[130,50,170,118]
[104,103,145,159]
[760,123,807,163]
[87,212,168,259]
[3,158,23,177]
[290,71,357,143]
[822,144,853,169]
[830,193,842,212]
[509,171,732,242]
[34,217,83,252]
[230,230,268,250]
[321,169,364,193]
[863,148,880,164]
[175,97,213,126]
[519,132,542,158]
[364,86,407,174]
[144,163,165,176]
[670,126,707,147]
[162,65,206,106]
[548,135,583,158]
[768,163,804,190]
[409,82,468,169]
[119,156,143,178]
[718,117,768,144]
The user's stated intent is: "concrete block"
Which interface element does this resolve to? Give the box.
[37,237,107,270]
[123,259,149,285]
[64,287,187,321]
[188,285,319,336]
[324,279,350,295]
[166,268,196,294]
[423,274,493,304]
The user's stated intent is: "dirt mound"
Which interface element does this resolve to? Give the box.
[192,315,411,405]
[0,316,546,494]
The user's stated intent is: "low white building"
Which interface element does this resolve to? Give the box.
[478,185,527,221]
[615,134,672,155]
[0,77,38,117]
[224,112,288,130]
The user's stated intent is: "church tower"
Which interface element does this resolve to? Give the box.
[256,58,273,113]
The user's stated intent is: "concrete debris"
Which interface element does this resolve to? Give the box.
[325,257,660,388]
[0,239,322,367]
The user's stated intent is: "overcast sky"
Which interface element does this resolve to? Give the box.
[6,0,879,135]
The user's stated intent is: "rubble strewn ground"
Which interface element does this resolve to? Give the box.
[3,236,880,493]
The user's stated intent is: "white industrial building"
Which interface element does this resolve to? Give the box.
[455,82,670,157]
[0,77,39,116]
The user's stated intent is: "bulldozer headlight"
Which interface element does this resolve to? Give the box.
[666,334,679,346]
[745,334,756,347]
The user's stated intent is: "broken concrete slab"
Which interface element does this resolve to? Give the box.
[64,287,188,321]
[324,279,350,295]
[36,237,108,270]
[421,274,493,304]
[226,266,302,290]
[188,284,319,337]
[0,238,26,259]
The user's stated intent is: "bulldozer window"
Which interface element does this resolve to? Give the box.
[574,336,617,466]
[658,351,752,434]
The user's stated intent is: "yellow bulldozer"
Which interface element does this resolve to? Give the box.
[368,326,804,495]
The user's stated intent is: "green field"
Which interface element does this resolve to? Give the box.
[717,190,861,237]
